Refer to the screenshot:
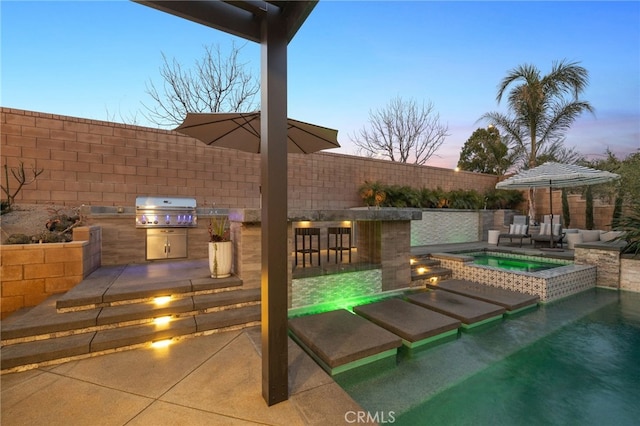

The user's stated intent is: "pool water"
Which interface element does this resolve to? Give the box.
[472,253,562,272]
[337,289,640,426]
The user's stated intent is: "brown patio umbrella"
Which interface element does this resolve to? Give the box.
[175,111,340,154]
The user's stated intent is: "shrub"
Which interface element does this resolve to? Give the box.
[358,181,386,207]
[562,188,571,227]
[613,203,640,257]
[483,188,525,209]
[448,189,483,210]
[417,187,439,208]
[586,186,594,230]
[357,181,523,210]
[5,233,31,244]
[383,185,419,208]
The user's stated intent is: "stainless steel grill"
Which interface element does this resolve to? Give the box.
[135,196,197,228]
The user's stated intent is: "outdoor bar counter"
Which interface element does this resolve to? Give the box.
[227,207,422,223]
[228,208,422,297]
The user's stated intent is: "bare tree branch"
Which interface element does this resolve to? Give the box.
[142,42,259,128]
[351,96,449,165]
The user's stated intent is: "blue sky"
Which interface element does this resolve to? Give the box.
[2,1,639,168]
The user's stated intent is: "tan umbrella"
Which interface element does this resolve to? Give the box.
[175,111,340,154]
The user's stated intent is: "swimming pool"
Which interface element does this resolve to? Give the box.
[336,289,640,425]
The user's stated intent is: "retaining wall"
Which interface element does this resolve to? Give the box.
[0,226,101,318]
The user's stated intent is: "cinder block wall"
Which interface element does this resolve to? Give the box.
[1,107,497,209]
[535,190,615,230]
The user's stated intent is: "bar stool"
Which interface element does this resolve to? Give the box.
[327,227,352,264]
[294,227,321,267]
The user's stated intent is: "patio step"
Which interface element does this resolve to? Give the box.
[410,255,452,283]
[0,278,261,372]
[55,266,243,312]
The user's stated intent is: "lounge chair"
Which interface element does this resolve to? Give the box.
[497,215,530,247]
[531,222,565,248]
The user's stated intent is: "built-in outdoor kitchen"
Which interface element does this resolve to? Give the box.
[80,198,216,265]
[81,202,420,300]
[135,196,197,260]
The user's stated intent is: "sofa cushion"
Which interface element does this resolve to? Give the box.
[600,231,624,242]
[539,223,551,235]
[580,230,603,243]
[509,224,527,235]
[563,229,579,243]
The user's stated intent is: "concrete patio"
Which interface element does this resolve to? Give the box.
[1,259,374,425]
[1,323,371,425]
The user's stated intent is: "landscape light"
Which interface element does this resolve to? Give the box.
[154,296,172,306]
[151,339,172,349]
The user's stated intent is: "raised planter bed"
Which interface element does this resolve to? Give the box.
[0,226,101,319]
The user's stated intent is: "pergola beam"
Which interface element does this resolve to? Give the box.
[135,1,316,43]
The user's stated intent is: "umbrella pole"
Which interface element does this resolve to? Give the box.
[549,181,553,248]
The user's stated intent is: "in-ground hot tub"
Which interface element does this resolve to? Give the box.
[430,250,596,302]
[466,251,565,273]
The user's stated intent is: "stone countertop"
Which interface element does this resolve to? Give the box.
[82,206,422,222]
[228,208,422,223]
[81,206,230,217]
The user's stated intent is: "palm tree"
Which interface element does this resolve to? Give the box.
[481,60,594,219]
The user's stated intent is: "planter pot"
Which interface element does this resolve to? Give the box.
[208,241,232,278]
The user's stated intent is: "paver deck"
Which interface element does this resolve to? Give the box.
[406,290,506,328]
[353,298,460,347]
[288,309,402,375]
[429,279,540,313]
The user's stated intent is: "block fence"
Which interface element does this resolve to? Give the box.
[1,107,498,210]
[0,226,101,318]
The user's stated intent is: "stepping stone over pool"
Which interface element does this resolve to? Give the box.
[428,279,539,314]
[288,309,402,375]
[406,290,506,329]
[353,298,461,349]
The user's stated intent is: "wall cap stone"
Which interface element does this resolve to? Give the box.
[228,208,422,223]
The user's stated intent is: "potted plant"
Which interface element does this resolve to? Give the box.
[208,215,232,278]
[358,181,386,209]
